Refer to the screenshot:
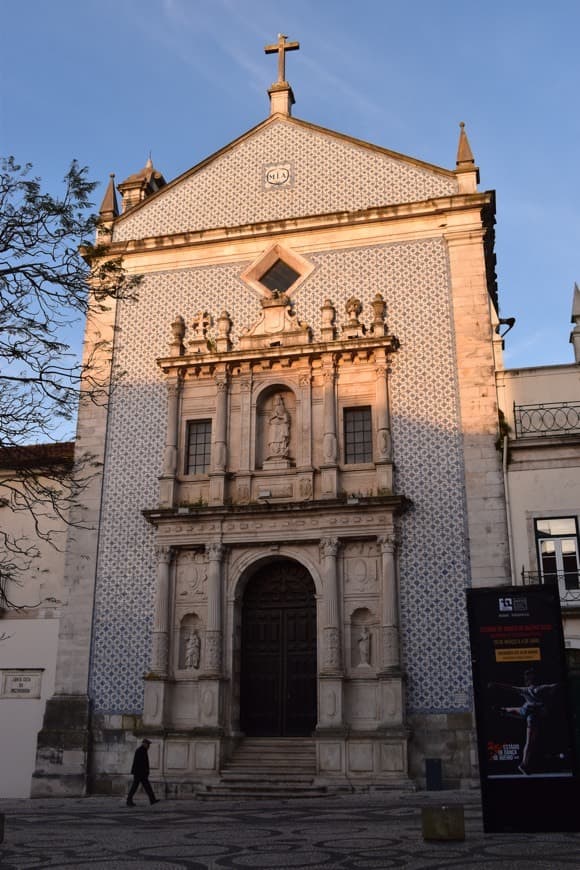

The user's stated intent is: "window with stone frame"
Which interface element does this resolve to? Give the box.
[185,420,212,475]
[343,406,373,465]
[240,242,314,299]
[535,517,580,592]
[259,258,300,294]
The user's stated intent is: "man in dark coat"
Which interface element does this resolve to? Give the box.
[127,738,158,806]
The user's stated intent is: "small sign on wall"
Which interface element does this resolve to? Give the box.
[1,670,43,699]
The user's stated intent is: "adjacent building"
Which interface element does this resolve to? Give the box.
[496,286,580,742]
[0,443,73,797]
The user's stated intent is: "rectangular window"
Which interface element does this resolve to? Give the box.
[344,407,373,464]
[535,517,580,592]
[185,420,212,475]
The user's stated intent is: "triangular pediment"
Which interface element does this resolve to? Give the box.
[113,116,458,243]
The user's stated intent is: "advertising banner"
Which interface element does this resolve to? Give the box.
[467,585,580,832]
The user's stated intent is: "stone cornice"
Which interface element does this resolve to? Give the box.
[157,332,399,376]
[96,191,495,265]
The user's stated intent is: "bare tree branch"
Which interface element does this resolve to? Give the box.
[0,156,139,609]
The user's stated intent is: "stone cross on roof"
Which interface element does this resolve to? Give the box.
[264,33,299,83]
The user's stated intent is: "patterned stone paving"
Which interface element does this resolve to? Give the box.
[1,791,579,869]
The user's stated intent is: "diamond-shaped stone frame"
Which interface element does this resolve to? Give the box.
[240,242,315,299]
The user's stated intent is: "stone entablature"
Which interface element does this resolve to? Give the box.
[145,497,404,541]
[106,191,492,270]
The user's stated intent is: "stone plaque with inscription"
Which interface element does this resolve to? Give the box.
[264,163,293,190]
[1,670,43,698]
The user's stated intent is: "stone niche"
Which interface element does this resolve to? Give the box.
[255,387,296,470]
[349,607,377,674]
[177,614,203,673]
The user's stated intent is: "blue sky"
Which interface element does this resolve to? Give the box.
[2,0,579,369]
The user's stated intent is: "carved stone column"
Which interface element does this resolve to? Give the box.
[320,537,341,672]
[318,536,344,731]
[205,542,224,675]
[378,534,400,671]
[209,368,228,504]
[236,367,253,502]
[376,532,405,731]
[159,375,182,507]
[212,372,228,472]
[320,355,338,497]
[374,350,393,492]
[151,545,173,676]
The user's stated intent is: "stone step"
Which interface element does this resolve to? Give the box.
[222,765,314,774]
[226,749,315,756]
[227,757,315,767]
[199,782,328,800]
[220,772,315,783]
[209,737,321,799]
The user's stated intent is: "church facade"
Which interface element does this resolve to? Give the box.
[32,37,510,796]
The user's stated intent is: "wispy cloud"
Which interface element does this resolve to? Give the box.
[154,0,267,92]
[300,55,385,122]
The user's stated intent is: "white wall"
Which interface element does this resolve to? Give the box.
[0,618,59,797]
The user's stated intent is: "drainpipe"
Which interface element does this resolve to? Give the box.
[503,435,517,585]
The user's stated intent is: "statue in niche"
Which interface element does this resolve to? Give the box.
[358,626,371,666]
[267,395,290,458]
[184,630,201,670]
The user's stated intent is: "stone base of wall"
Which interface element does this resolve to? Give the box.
[407,712,479,789]
[43,711,479,796]
[88,714,224,796]
[84,718,416,795]
[31,695,92,797]
[315,728,413,789]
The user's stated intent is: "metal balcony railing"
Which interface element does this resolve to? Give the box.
[521,569,580,606]
[513,402,580,438]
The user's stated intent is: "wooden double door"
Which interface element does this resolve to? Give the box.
[240,560,317,737]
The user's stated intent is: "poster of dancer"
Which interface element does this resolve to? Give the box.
[467,585,580,832]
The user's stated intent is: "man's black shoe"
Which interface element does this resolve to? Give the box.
[126,801,136,807]
[150,798,159,805]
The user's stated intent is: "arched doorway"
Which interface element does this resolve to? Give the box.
[240,559,317,737]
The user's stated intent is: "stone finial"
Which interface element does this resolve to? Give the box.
[342,297,366,339]
[346,297,362,323]
[371,292,387,336]
[570,283,580,363]
[264,33,299,116]
[189,311,212,353]
[456,121,474,165]
[99,173,119,222]
[216,310,233,352]
[170,315,186,356]
[191,311,210,339]
[321,299,336,342]
[455,122,480,193]
[96,173,119,243]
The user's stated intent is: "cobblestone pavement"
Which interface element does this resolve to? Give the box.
[1,789,580,869]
